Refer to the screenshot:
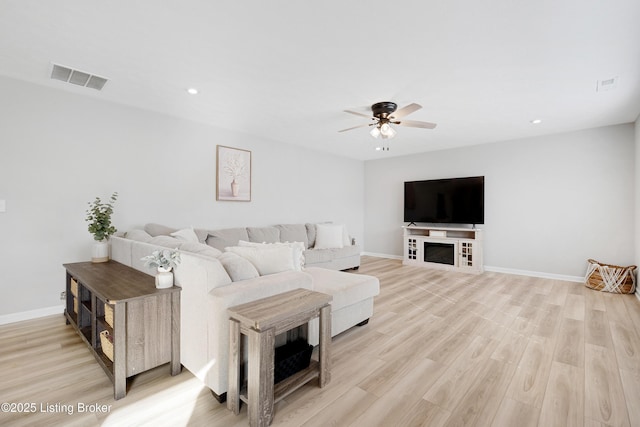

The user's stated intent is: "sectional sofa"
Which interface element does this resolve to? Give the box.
[109,222,379,400]
[145,222,361,270]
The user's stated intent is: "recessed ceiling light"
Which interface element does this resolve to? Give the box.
[530,119,542,124]
[187,88,198,95]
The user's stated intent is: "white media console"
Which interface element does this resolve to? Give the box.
[403,226,484,273]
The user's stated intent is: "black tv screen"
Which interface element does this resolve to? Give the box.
[404,176,484,225]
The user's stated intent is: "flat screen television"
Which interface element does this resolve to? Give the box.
[404,176,484,225]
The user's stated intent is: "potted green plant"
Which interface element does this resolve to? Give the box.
[141,249,181,288]
[85,192,118,263]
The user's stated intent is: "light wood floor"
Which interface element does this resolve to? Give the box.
[2,256,640,426]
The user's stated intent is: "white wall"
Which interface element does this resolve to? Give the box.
[0,76,364,318]
[364,124,636,278]
[636,116,640,283]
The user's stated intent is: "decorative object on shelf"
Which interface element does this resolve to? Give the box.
[85,192,118,263]
[216,145,251,202]
[585,259,637,294]
[141,249,181,289]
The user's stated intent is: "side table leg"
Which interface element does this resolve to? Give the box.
[227,319,241,415]
[170,292,181,376]
[113,303,126,400]
[248,328,275,427]
[318,304,331,387]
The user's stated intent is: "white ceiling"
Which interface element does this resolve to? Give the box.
[1,1,639,161]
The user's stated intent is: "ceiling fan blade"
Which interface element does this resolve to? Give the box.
[389,103,422,119]
[338,123,371,132]
[344,110,373,119]
[397,119,437,129]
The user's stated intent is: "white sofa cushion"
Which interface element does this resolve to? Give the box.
[305,267,380,311]
[217,252,260,281]
[314,224,345,249]
[226,245,294,276]
[238,240,305,271]
[148,235,182,248]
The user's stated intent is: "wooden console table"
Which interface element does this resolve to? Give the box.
[63,261,181,400]
[227,289,332,427]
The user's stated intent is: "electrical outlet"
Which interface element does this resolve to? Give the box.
[60,291,66,300]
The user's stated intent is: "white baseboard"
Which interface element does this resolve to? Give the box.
[0,305,64,326]
[362,252,403,260]
[481,266,583,282]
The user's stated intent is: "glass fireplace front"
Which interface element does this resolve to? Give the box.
[424,242,455,265]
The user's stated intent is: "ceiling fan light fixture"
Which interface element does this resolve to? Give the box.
[370,126,381,138]
[380,123,396,138]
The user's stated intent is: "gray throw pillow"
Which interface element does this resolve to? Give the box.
[217,252,260,281]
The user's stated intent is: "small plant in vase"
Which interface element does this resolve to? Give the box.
[141,249,181,289]
[223,153,246,197]
[85,192,118,263]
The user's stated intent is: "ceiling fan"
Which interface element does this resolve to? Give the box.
[339,102,437,150]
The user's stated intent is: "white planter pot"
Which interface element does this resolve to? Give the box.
[92,240,109,263]
[155,267,174,289]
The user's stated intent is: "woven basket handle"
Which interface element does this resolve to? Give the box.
[587,259,637,271]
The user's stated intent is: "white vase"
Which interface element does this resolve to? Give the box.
[231,179,239,197]
[155,267,174,289]
[92,240,109,263]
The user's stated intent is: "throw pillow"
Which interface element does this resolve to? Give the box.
[144,223,178,237]
[238,240,305,271]
[226,245,295,276]
[314,224,344,249]
[217,252,260,281]
[170,227,199,242]
[178,241,222,258]
[148,235,182,248]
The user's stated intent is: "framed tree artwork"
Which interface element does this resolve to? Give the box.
[216,145,252,201]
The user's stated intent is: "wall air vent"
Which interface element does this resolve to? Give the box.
[50,64,108,91]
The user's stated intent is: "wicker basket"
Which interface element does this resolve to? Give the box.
[104,303,113,328]
[585,259,637,294]
[70,278,78,297]
[100,330,114,362]
[73,297,78,314]
[274,339,313,383]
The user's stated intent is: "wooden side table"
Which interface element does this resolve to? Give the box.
[63,261,181,400]
[227,289,332,427]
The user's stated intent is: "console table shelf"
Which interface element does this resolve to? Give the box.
[403,226,484,273]
[63,260,181,400]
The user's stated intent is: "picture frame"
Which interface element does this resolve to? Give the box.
[216,145,252,201]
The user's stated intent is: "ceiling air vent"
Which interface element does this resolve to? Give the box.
[50,64,108,91]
